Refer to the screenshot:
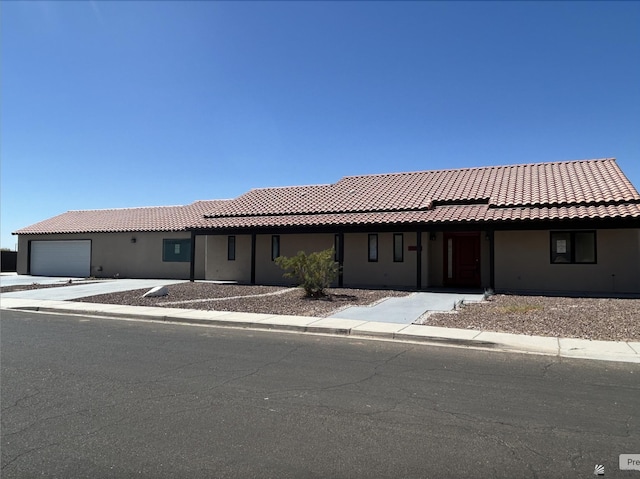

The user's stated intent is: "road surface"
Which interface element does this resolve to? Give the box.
[2,310,638,478]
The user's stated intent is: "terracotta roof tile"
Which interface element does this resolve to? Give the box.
[203,158,640,221]
[189,203,640,230]
[14,200,227,235]
[15,159,640,235]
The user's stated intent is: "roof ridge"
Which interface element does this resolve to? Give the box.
[64,199,229,213]
[245,183,333,192]
[339,158,617,180]
[67,204,188,213]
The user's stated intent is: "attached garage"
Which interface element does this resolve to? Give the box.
[30,240,91,277]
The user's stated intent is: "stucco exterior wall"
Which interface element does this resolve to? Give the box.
[494,229,640,294]
[17,232,202,279]
[342,232,420,289]
[204,232,425,288]
[255,233,335,285]
[205,234,252,282]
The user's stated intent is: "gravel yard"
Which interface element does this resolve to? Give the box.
[77,282,410,318]
[5,281,638,341]
[425,294,640,342]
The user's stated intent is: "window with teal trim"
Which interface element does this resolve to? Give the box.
[163,239,191,262]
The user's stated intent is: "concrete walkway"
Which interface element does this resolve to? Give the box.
[1,297,638,364]
[330,291,485,324]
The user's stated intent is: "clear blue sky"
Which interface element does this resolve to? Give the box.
[2,1,639,250]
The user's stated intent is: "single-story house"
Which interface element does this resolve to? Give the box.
[13,200,226,280]
[13,158,640,294]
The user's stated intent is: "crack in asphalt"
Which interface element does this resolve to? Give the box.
[1,387,43,412]
[1,441,61,471]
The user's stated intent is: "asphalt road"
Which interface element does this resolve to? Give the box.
[2,310,638,479]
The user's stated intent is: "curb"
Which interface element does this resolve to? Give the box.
[3,303,639,364]
[9,304,498,346]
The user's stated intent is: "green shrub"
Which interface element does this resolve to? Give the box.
[275,247,339,298]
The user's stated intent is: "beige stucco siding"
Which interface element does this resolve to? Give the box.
[205,232,425,288]
[495,229,640,294]
[17,232,201,279]
[205,235,252,282]
[255,233,335,285]
[342,232,420,289]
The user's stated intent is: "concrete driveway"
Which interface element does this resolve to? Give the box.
[1,275,187,301]
[0,273,86,287]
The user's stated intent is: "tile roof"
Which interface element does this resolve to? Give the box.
[189,203,640,230]
[193,158,640,229]
[15,159,640,235]
[14,200,227,235]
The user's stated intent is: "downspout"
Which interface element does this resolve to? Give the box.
[189,231,196,282]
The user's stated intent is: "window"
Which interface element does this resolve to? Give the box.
[368,234,378,262]
[393,233,403,262]
[334,234,340,262]
[227,236,236,261]
[163,239,191,262]
[271,235,280,261]
[550,231,596,264]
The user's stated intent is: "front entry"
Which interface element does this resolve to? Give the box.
[443,232,481,288]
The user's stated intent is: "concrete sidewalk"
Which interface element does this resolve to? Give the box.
[1,297,638,364]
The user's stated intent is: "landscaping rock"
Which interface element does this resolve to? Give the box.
[142,286,169,298]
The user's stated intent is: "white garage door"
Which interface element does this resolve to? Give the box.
[31,240,91,277]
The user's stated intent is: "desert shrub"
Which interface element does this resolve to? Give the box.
[275,247,339,298]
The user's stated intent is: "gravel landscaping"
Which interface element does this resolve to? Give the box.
[77,283,410,318]
[424,294,640,342]
[5,281,638,342]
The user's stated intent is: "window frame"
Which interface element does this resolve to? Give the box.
[227,236,236,261]
[271,235,280,261]
[368,234,378,262]
[162,238,191,263]
[550,231,597,264]
[393,233,404,262]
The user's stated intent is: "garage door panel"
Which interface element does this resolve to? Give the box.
[31,240,91,277]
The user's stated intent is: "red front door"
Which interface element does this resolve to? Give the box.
[443,232,481,288]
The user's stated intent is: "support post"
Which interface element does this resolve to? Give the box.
[189,231,196,282]
[338,232,345,287]
[250,233,256,284]
[488,229,495,290]
[416,231,422,290]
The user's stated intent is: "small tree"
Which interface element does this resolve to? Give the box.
[275,247,339,298]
